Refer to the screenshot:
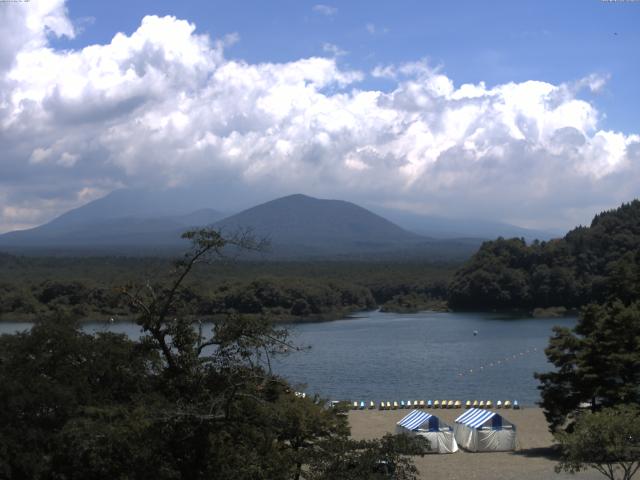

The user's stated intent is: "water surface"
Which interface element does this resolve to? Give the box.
[0,310,575,405]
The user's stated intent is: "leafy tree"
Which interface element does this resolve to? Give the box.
[307,434,429,480]
[449,200,640,311]
[536,301,640,432]
[0,228,426,479]
[555,405,640,480]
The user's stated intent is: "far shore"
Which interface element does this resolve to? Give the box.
[349,407,602,480]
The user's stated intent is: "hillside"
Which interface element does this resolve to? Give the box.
[214,194,420,252]
[448,200,640,310]
[0,192,482,260]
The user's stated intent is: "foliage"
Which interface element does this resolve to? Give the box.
[307,434,429,480]
[555,405,640,480]
[0,253,455,322]
[0,229,425,479]
[535,301,640,432]
[449,200,640,310]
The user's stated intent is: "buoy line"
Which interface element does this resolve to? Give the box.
[455,347,540,378]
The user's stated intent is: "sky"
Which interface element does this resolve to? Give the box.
[0,0,639,233]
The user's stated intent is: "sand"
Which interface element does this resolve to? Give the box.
[348,407,604,480]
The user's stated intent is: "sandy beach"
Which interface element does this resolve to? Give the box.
[348,407,603,480]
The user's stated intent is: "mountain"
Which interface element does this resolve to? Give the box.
[0,202,224,254]
[0,192,483,259]
[213,194,482,259]
[215,194,416,247]
[371,207,558,241]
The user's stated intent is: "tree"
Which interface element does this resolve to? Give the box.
[0,228,426,479]
[555,405,640,480]
[536,301,640,432]
[307,434,429,480]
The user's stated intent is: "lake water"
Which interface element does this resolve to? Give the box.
[0,310,576,406]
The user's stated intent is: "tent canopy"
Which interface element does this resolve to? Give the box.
[455,408,514,430]
[397,410,451,432]
[397,410,458,454]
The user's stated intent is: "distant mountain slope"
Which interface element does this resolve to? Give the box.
[215,194,421,251]
[0,207,223,251]
[372,207,558,241]
[0,191,480,260]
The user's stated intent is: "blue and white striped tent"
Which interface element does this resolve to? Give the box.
[454,408,517,452]
[396,410,458,453]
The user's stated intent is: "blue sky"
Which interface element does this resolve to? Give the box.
[59,0,639,132]
[1,0,639,233]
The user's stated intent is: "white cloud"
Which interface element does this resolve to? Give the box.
[0,4,639,233]
[312,4,337,16]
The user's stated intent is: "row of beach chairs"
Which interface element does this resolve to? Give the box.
[351,399,519,410]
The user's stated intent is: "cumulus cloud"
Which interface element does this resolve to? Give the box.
[0,2,639,233]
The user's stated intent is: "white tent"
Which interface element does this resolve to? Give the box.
[396,410,459,454]
[453,408,517,452]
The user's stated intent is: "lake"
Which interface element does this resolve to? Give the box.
[0,310,575,406]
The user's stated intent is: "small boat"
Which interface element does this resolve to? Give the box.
[473,330,479,336]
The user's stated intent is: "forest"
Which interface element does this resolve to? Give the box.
[1,200,639,323]
[448,200,640,311]
[0,254,454,322]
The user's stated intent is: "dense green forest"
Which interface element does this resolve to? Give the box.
[0,254,454,322]
[448,200,640,311]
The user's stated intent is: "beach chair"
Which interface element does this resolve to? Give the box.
[513,400,520,410]
[379,401,385,410]
[400,400,406,409]
[486,400,493,409]
[496,400,502,408]
[433,400,440,408]
[504,400,511,409]
[454,400,462,408]
[353,401,358,410]
[441,400,447,409]
[369,401,375,409]
[360,401,366,410]
[393,401,398,410]
[406,400,412,408]
[427,400,433,408]
[479,400,485,408]
[419,400,425,408]
[447,400,454,409]
[465,400,471,409]
[472,400,479,408]
[386,401,391,409]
